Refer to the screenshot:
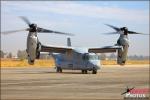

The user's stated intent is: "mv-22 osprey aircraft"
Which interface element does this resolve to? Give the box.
[2,17,146,74]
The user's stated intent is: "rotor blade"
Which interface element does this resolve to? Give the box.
[37,27,74,36]
[1,29,28,35]
[102,32,119,35]
[20,16,31,26]
[128,31,149,35]
[104,24,120,32]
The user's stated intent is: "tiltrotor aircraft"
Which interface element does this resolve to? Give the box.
[2,17,146,74]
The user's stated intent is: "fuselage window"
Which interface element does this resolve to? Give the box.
[82,54,89,60]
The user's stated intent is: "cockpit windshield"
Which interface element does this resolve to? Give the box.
[89,55,100,60]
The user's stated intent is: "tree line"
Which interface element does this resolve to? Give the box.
[0,50,13,58]
[0,50,27,59]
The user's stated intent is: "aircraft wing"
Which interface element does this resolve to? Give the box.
[88,46,122,53]
[41,45,72,53]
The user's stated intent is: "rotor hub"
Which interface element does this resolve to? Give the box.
[120,27,128,35]
[29,23,37,32]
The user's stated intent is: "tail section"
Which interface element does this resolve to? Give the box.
[67,37,71,47]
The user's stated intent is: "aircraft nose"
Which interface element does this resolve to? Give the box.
[96,61,101,68]
[91,61,101,68]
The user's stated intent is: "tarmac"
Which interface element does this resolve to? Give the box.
[1,65,149,100]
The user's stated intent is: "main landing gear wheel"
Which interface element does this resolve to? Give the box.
[82,70,87,74]
[56,67,62,73]
[92,68,97,74]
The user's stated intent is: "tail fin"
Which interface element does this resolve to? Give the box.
[67,37,71,47]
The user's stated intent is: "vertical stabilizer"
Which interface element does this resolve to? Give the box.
[67,37,71,47]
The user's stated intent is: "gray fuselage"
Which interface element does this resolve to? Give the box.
[53,48,101,71]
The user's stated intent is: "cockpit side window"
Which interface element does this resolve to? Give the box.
[82,53,89,60]
[82,54,100,60]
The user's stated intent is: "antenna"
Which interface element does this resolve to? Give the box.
[67,37,71,47]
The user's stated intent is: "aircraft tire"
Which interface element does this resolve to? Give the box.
[82,70,84,74]
[59,68,62,73]
[92,68,97,74]
[85,70,87,74]
[56,67,59,73]
[57,67,62,73]
[82,70,87,74]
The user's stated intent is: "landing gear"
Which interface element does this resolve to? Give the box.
[56,67,62,73]
[92,68,97,74]
[82,70,87,74]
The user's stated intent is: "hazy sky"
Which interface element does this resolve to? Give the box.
[1,1,149,56]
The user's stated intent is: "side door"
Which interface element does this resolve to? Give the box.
[82,53,89,69]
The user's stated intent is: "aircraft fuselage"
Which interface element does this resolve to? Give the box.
[53,48,100,74]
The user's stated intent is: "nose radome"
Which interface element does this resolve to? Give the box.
[91,60,100,68]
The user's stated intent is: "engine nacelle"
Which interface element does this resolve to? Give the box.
[117,44,129,65]
[27,34,39,65]
[117,36,129,65]
[27,42,41,65]
[28,56,35,65]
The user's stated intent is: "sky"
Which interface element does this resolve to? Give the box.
[1,1,149,56]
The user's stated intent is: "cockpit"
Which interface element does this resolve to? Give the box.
[82,53,100,60]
